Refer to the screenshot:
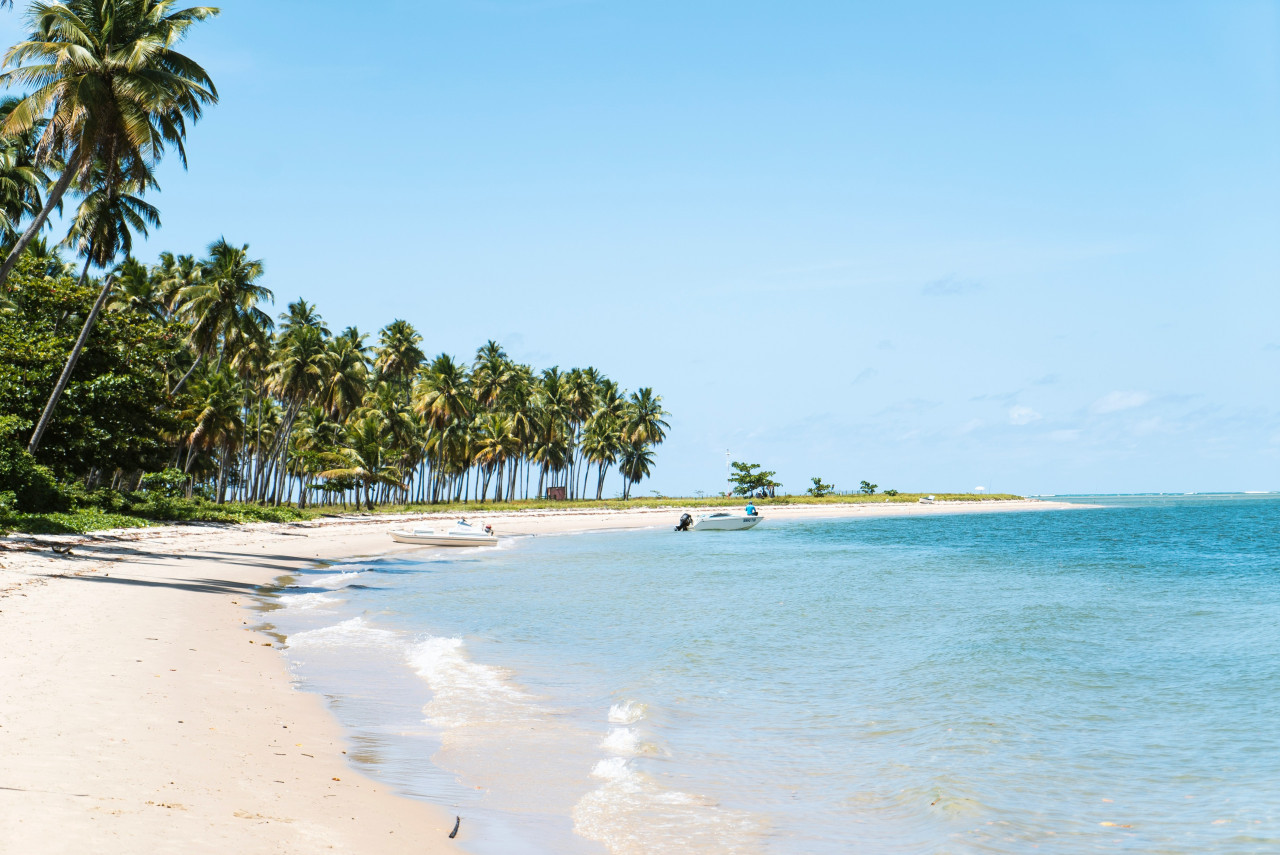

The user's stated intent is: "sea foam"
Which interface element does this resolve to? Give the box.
[608,700,647,724]
[406,636,537,729]
[276,591,341,611]
[286,616,403,652]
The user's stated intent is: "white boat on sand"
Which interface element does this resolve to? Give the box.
[389,520,498,547]
[687,512,762,532]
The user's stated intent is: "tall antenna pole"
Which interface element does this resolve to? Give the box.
[725,450,731,498]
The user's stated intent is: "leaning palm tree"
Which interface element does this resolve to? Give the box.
[27,172,158,453]
[0,0,220,290]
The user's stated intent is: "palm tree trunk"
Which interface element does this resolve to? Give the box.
[0,154,84,290]
[169,353,202,396]
[27,267,112,454]
[215,437,231,504]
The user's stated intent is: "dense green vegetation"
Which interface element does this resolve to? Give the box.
[0,2,670,523]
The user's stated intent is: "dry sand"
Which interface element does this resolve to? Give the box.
[0,499,1082,853]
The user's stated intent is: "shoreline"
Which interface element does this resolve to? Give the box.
[0,499,1085,853]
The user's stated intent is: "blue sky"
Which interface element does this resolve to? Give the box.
[5,1,1278,495]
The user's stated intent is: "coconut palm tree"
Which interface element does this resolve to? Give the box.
[265,323,331,503]
[152,250,201,316]
[581,414,620,500]
[0,97,48,242]
[0,1,220,290]
[619,442,655,500]
[321,334,369,421]
[181,368,243,501]
[278,298,328,338]
[473,412,519,502]
[374,319,424,391]
[413,353,473,503]
[173,239,271,393]
[318,413,402,511]
[626,387,669,447]
[472,340,512,411]
[19,235,72,279]
[107,256,164,317]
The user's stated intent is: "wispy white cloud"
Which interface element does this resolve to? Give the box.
[1091,391,1152,414]
[1009,405,1043,425]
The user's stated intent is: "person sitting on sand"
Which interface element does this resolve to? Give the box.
[745,502,757,516]
[484,524,494,535]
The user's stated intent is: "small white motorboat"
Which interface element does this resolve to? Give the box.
[389,520,498,547]
[688,512,762,531]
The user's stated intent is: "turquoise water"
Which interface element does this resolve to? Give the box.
[267,496,1280,854]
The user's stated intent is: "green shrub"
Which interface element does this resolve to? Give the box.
[0,416,70,512]
[138,468,188,498]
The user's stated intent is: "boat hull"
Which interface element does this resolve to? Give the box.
[389,530,498,547]
[690,514,762,531]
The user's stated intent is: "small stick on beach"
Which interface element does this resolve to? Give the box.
[449,815,461,839]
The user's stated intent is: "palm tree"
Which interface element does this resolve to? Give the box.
[318,413,402,511]
[472,340,512,411]
[174,239,271,393]
[265,323,331,504]
[321,334,369,421]
[27,172,159,453]
[374,319,424,391]
[278,298,329,338]
[473,412,519,502]
[19,235,72,279]
[413,353,472,503]
[0,97,48,242]
[626,387,669,447]
[0,0,220,290]
[619,442,655,500]
[107,256,164,317]
[152,250,201,316]
[181,369,243,502]
[581,414,620,500]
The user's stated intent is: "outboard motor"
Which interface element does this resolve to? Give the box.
[675,513,693,532]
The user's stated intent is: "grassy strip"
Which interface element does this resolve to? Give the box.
[1,500,315,535]
[1,493,1025,536]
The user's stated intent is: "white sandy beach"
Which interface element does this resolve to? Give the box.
[0,500,1081,853]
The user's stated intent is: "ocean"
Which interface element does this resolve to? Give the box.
[264,495,1280,854]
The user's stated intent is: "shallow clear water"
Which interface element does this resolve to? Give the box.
[266,496,1280,854]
